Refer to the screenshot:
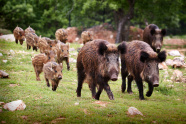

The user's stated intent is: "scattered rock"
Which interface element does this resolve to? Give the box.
[171,70,183,82]
[0,34,14,41]
[127,107,143,116]
[10,49,15,55]
[74,102,79,106]
[2,60,7,63]
[69,58,77,63]
[168,50,181,56]
[0,53,3,56]
[3,100,26,111]
[159,62,168,70]
[0,70,9,78]
[165,59,173,66]
[172,57,185,68]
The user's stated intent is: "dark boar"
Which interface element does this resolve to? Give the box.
[13,26,25,45]
[32,51,56,81]
[43,62,63,91]
[81,31,93,44]
[120,40,166,100]
[56,42,70,70]
[25,26,35,35]
[55,28,68,43]
[76,39,126,100]
[25,33,39,51]
[143,24,166,53]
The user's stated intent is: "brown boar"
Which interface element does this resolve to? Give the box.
[81,31,93,44]
[25,26,35,35]
[55,28,68,43]
[32,51,56,81]
[143,24,166,53]
[25,33,39,51]
[76,39,126,100]
[43,62,63,91]
[56,42,70,70]
[13,26,25,45]
[38,36,51,53]
[120,40,166,100]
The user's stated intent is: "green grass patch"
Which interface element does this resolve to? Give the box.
[0,40,186,124]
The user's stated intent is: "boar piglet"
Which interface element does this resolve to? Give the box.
[55,28,68,43]
[56,42,70,70]
[81,31,93,44]
[25,26,35,35]
[13,26,25,45]
[120,40,166,100]
[38,36,51,53]
[143,24,166,53]
[76,39,126,100]
[32,51,56,81]
[43,62,63,91]
[25,33,39,51]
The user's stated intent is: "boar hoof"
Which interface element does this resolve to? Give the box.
[109,95,114,100]
[139,97,145,100]
[127,91,133,94]
[36,78,41,81]
[146,91,152,97]
[67,67,70,71]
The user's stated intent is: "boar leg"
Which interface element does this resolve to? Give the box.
[76,63,86,97]
[27,44,29,50]
[20,41,23,45]
[95,85,104,100]
[33,66,41,81]
[121,62,128,93]
[135,78,144,100]
[65,58,70,71]
[146,82,154,97]
[103,82,114,100]
[15,39,18,44]
[127,75,133,94]
[89,82,96,98]
[45,78,50,87]
[51,80,57,91]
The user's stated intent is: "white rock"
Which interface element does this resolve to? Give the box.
[172,70,183,82]
[3,100,26,111]
[2,60,7,63]
[127,107,143,116]
[74,102,79,105]
[168,50,181,56]
[10,49,15,54]
[165,59,173,66]
[0,53,3,56]
[159,62,168,70]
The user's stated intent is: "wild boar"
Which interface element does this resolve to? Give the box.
[38,36,51,53]
[32,51,56,81]
[81,31,93,44]
[25,33,39,51]
[143,24,166,53]
[25,26,35,35]
[13,26,25,45]
[56,42,70,70]
[55,28,68,43]
[43,62,63,91]
[120,40,166,100]
[76,39,126,100]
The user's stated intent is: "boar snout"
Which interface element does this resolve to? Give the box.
[153,81,159,87]
[111,74,118,81]
[58,75,62,79]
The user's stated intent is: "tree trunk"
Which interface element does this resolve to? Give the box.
[115,0,135,43]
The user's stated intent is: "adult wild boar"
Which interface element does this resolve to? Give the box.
[76,39,126,100]
[55,28,68,43]
[25,33,39,51]
[56,42,70,70]
[43,62,63,91]
[13,26,25,45]
[32,51,56,81]
[81,31,93,44]
[120,40,166,100]
[25,26,35,35]
[143,24,166,53]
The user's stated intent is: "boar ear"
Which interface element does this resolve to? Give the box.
[118,41,127,54]
[140,51,149,63]
[161,29,166,36]
[150,29,156,35]
[158,50,166,62]
[98,42,107,55]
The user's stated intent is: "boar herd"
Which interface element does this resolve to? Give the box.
[13,24,166,100]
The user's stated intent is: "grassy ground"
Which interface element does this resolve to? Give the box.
[0,39,186,124]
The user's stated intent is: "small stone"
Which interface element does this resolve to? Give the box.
[127,107,143,116]
[0,53,3,56]
[2,60,7,63]
[74,102,79,105]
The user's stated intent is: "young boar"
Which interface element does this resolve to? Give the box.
[143,24,166,53]
[32,51,56,81]
[120,40,166,100]
[76,39,126,100]
[55,28,68,43]
[13,26,25,45]
[56,42,70,70]
[81,31,93,44]
[38,36,51,53]
[25,33,39,51]
[25,26,35,35]
[43,62,63,91]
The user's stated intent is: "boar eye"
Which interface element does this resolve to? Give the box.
[117,58,119,62]
[147,64,150,68]
[106,57,109,62]
[55,70,57,73]
[62,49,64,52]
